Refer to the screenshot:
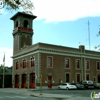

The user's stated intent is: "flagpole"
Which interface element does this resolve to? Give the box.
[2,64,4,88]
[2,53,5,88]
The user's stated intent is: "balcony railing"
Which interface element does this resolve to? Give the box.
[13,27,33,33]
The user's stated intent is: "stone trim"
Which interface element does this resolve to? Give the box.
[13,47,100,61]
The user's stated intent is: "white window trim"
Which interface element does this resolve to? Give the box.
[96,61,100,71]
[15,60,19,70]
[23,58,27,68]
[65,58,70,69]
[86,60,90,70]
[75,59,80,70]
[30,56,35,68]
[47,56,53,68]
[76,73,81,83]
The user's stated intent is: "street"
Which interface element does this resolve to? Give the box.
[0,92,55,100]
[31,88,100,100]
[36,89,97,97]
[0,88,100,100]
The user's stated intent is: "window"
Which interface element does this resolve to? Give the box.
[86,61,89,69]
[47,57,52,67]
[96,61,100,70]
[31,57,35,67]
[76,74,80,83]
[16,61,19,70]
[76,59,80,69]
[65,59,70,68]
[66,73,70,82]
[23,20,29,28]
[20,62,22,68]
[86,74,90,80]
[23,60,26,68]
[31,73,35,83]
[15,21,18,27]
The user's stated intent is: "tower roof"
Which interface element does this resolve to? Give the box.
[10,12,37,20]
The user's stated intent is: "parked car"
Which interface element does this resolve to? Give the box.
[71,83,85,89]
[93,82,100,89]
[82,80,94,89]
[57,83,77,90]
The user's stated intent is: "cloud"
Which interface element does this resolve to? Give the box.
[0,47,13,67]
[31,0,100,22]
[0,8,8,15]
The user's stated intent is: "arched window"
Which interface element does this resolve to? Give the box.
[15,21,18,27]
[23,20,29,28]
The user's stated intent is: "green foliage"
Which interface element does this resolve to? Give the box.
[0,0,34,13]
[4,0,19,11]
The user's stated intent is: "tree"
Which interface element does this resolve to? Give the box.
[0,0,34,12]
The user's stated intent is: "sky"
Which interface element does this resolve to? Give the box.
[0,0,100,67]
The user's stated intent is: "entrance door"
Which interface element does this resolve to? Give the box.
[98,74,100,83]
[22,74,27,88]
[48,76,52,88]
[15,75,19,88]
[66,73,69,82]
[30,73,35,88]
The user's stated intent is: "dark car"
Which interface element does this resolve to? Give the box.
[71,83,85,89]
[82,80,94,89]
[93,82,100,89]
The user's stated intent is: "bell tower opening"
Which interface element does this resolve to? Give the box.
[16,21,18,27]
[23,20,29,28]
[10,12,37,54]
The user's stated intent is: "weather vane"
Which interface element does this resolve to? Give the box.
[0,0,34,15]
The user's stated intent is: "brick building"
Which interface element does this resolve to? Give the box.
[11,12,100,89]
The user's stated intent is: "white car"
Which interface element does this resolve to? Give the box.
[57,83,77,90]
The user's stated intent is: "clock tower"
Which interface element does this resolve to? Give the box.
[10,12,37,54]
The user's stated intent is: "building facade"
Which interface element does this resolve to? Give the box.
[11,12,100,89]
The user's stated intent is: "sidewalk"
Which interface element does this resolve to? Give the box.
[0,87,72,99]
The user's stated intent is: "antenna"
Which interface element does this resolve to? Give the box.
[86,1,91,50]
[88,20,90,50]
